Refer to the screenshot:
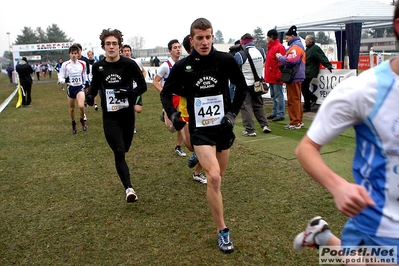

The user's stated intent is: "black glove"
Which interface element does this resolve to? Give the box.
[170,112,186,131]
[328,68,333,73]
[114,89,131,100]
[221,112,235,129]
[86,94,94,106]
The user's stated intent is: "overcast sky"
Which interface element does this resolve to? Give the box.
[0,0,393,55]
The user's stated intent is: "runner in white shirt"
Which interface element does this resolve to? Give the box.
[292,4,399,262]
[152,39,187,158]
[58,44,89,134]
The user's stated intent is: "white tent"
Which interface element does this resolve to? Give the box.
[275,0,396,69]
[276,0,394,32]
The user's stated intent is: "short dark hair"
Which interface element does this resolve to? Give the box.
[122,44,132,51]
[74,43,82,50]
[167,39,179,51]
[182,35,191,54]
[69,44,80,54]
[190,18,213,37]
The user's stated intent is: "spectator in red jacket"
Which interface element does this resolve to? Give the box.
[264,29,286,121]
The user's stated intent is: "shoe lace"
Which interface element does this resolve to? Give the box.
[218,230,231,245]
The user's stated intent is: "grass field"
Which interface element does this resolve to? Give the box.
[0,73,355,266]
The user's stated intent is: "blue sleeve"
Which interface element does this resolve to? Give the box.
[234,52,243,67]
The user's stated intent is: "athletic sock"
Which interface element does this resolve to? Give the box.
[314,230,334,247]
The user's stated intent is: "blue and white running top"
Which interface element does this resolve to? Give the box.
[308,59,399,238]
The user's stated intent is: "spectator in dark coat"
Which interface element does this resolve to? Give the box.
[302,35,333,112]
[153,56,160,67]
[16,57,34,106]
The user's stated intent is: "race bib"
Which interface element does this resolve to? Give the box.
[105,89,129,112]
[70,74,83,86]
[194,94,224,128]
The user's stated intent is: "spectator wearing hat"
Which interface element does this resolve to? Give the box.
[264,29,286,121]
[276,25,306,130]
[16,57,34,107]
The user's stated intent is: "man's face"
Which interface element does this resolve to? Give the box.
[169,42,181,58]
[121,47,132,58]
[286,35,293,42]
[69,50,79,61]
[103,36,120,60]
[191,28,214,56]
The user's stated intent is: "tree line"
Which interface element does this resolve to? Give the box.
[4,22,393,62]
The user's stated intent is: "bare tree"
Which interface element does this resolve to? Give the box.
[127,35,145,57]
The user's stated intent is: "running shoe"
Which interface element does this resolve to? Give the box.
[218,227,234,253]
[125,188,138,203]
[193,172,207,184]
[83,113,87,121]
[283,124,301,130]
[80,118,87,131]
[242,131,256,137]
[188,152,199,168]
[72,120,77,134]
[272,116,284,122]
[262,125,272,133]
[134,128,137,134]
[94,104,98,111]
[160,111,165,122]
[293,216,329,252]
[174,146,186,157]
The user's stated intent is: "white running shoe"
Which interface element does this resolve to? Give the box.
[125,188,138,203]
[262,125,272,133]
[293,216,329,252]
[193,172,207,184]
[174,146,186,157]
[242,131,257,137]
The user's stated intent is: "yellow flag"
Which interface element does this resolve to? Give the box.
[16,79,23,108]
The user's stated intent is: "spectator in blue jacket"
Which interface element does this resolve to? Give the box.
[6,63,14,83]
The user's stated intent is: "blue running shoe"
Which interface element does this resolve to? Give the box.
[218,227,234,253]
[188,152,199,168]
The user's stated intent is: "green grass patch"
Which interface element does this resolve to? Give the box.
[0,73,354,265]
